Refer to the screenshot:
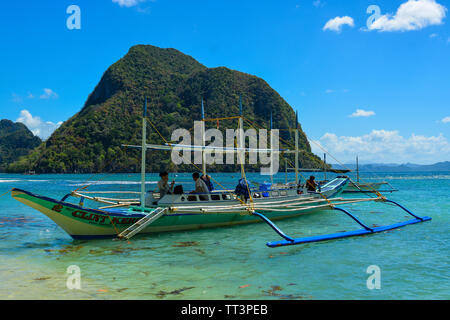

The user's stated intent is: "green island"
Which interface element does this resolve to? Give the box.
[3,45,325,174]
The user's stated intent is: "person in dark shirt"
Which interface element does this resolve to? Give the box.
[306,176,317,192]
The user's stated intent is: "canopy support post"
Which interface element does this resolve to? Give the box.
[238,95,245,179]
[356,156,360,183]
[295,111,299,185]
[201,98,207,176]
[140,98,148,210]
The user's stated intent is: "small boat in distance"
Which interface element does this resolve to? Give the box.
[309,155,396,194]
[343,156,397,193]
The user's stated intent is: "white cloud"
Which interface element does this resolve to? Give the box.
[442,116,450,123]
[112,0,145,7]
[11,93,22,103]
[369,0,447,32]
[313,0,325,8]
[349,109,376,118]
[323,16,355,32]
[39,88,58,99]
[310,129,450,164]
[16,110,62,140]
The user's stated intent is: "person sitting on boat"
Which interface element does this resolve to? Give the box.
[157,171,174,198]
[306,176,317,192]
[201,174,214,192]
[190,172,210,196]
[235,178,251,202]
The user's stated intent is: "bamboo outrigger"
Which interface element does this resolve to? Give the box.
[11,98,431,247]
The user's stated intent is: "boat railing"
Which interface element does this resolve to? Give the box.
[157,188,297,205]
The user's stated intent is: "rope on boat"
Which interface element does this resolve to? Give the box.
[243,116,347,209]
[145,117,248,207]
[168,198,379,214]
[67,106,386,219]
[251,199,378,213]
[68,111,345,213]
[306,138,385,198]
[234,116,255,209]
[104,212,121,236]
[71,191,138,205]
[77,191,140,194]
[203,116,242,122]
[69,106,386,205]
[0,189,12,199]
[244,116,388,198]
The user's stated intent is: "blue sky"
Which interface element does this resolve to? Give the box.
[0,0,449,164]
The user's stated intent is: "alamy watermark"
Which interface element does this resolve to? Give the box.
[66,5,81,30]
[66,265,82,290]
[366,265,381,290]
[170,121,280,175]
[366,5,382,29]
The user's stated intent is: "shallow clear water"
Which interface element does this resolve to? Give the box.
[0,171,448,299]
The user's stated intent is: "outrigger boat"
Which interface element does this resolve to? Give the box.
[315,154,397,194]
[343,157,397,193]
[11,98,431,247]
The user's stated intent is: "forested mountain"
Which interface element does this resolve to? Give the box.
[7,45,324,173]
[0,120,41,172]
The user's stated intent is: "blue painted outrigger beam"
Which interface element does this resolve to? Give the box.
[265,217,431,248]
[252,212,295,242]
[252,200,431,248]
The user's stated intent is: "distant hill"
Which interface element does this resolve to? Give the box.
[332,161,450,172]
[7,45,324,173]
[0,120,41,172]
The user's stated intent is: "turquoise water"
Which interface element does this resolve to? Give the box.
[0,172,448,300]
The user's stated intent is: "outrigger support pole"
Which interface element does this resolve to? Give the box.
[252,212,295,243]
[383,199,424,221]
[253,201,431,248]
[333,207,373,232]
